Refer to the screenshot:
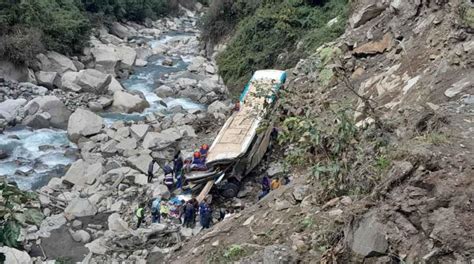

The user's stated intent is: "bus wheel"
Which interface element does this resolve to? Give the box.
[221,182,240,198]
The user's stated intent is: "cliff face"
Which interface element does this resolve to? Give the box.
[170,0,473,263]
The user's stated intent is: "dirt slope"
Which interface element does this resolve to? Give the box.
[170,0,473,263]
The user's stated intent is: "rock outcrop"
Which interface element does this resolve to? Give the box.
[67,108,104,142]
[111,91,150,113]
[23,96,71,129]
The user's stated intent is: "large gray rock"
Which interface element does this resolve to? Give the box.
[111,91,150,113]
[91,46,119,75]
[126,153,153,174]
[67,108,104,142]
[108,76,125,92]
[130,124,150,140]
[71,230,91,243]
[155,85,175,98]
[0,60,30,82]
[263,245,297,264]
[108,213,130,233]
[75,69,112,94]
[142,128,183,150]
[63,159,103,187]
[0,99,27,123]
[348,212,388,257]
[60,71,82,92]
[178,87,202,102]
[37,51,77,74]
[0,246,32,264]
[35,71,59,89]
[110,22,133,39]
[350,2,387,28]
[115,46,137,68]
[23,96,71,129]
[65,198,98,218]
[207,101,229,114]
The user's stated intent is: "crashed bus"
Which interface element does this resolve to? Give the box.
[184,70,287,200]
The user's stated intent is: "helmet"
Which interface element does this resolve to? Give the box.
[201,144,209,150]
[193,151,201,158]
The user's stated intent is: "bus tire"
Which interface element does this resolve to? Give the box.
[221,182,240,198]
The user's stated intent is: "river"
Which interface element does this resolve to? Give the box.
[0,16,208,190]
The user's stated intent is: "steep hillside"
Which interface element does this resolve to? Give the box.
[170,0,473,263]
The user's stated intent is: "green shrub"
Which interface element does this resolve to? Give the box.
[200,0,262,45]
[0,27,45,65]
[81,0,180,22]
[215,0,348,93]
[0,0,90,55]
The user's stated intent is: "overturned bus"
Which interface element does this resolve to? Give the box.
[185,70,287,201]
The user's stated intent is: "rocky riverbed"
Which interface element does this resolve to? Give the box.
[0,6,230,191]
[0,5,235,263]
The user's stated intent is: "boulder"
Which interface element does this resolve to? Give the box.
[348,212,388,257]
[134,174,148,185]
[20,82,48,95]
[116,46,137,68]
[85,237,107,255]
[152,184,171,200]
[116,137,137,152]
[0,246,32,264]
[71,230,91,243]
[353,33,393,56]
[162,58,174,66]
[35,71,59,89]
[111,91,150,113]
[60,72,82,92]
[135,59,148,67]
[207,101,229,114]
[0,60,30,82]
[0,99,27,123]
[263,245,297,264]
[178,87,202,102]
[110,22,132,39]
[67,108,104,142]
[23,96,71,129]
[444,76,473,98]
[130,124,150,140]
[142,128,183,150]
[64,198,98,218]
[155,85,175,98]
[36,51,77,74]
[108,76,125,92]
[126,153,153,174]
[177,125,197,138]
[350,2,387,28]
[75,69,112,94]
[91,46,119,75]
[63,159,103,187]
[108,213,130,233]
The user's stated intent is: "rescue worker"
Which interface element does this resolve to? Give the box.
[199,144,209,161]
[199,200,211,229]
[271,177,281,190]
[151,198,161,223]
[191,151,206,171]
[160,201,170,219]
[258,175,271,200]
[177,199,186,224]
[147,159,158,183]
[183,200,196,228]
[173,152,184,190]
[136,203,146,228]
[163,164,174,191]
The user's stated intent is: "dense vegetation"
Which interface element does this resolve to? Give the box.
[0,0,181,65]
[200,0,348,93]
